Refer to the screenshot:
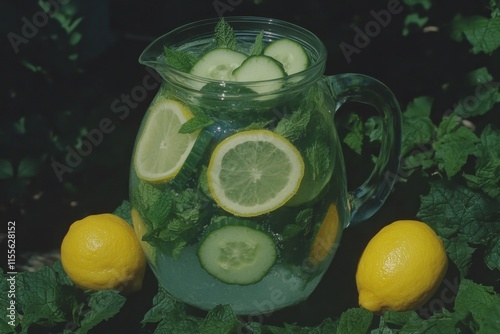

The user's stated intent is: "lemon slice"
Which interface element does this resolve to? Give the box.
[134,99,198,182]
[308,203,341,266]
[207,130,304,217]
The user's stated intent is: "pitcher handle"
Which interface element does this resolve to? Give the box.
[327,73,402,226]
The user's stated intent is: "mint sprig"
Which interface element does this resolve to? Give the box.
[164,48,198,72]
[214,18,237,50]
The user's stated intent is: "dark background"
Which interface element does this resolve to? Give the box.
[0,0,496,332]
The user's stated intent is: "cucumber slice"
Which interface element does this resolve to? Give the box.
[232,55,286,93]
[264,38,309,75]
[198,222,277,285]
[190,48,247,82]
[171,130,213,189]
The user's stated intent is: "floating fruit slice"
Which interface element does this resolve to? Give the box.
[134,99,198,182]
[207,129,304,217]
[198,223,277,285]
[308,203,341,266]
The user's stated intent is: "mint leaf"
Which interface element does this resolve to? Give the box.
[401,96,435,156]
[133,180,174,229]
[465,67,494,85]
[305,140,330,182]
[179,115,214,134]
[453,83,500,118]
[0,159,14,179]
[342,113,364,155]
[17,265,81,332]
[417,181,499,276]
[250,31,264,55]
[179,107,214,133]
[77,290,126,334]
[400,310,473,333]
[139,185,206,258]
[433,115,480,178]
[403,13,429,36]
[262,318,337,333]
[142,286,202,333]
[442,235,475,275]
[113,200,132,225]
[462,16,500,54]
[215,18,236,50]
[382,310,420,327]
[455,279,500,331]
[403,0,432,10]
[164,48,198,72]
[142,286,184,326]
[274,106,311,142]
[199,305,240,334]
[464,125,500,200]
[484,236,500,271]
[336,308,372,333]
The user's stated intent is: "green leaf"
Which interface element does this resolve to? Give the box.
[417,182,499,276]
[164,48,198,72]
[463,125,500,199]
[0,159,14,179]
[336,308,373,333]
[453,83,500,118]
[305,140,330,182]
[133,180,175,230]
[113,200,132,225]
[462,16,500,54]
[403,13,429,36]
[199,305,240,334]
[465,67,494,85]
[455,279,500,331]
[142,286,184,326]
[342,113,364,155]
[442,236,475,276]
[274,106,311,142]
[17,265,82,332]
[484,236,500,271]
[76,290,126,334]
[401,96,435,156]
[179,115,214,134]
[17,157,42,178]
[137,183,205,258]
[382,310,420,327]
[433,115,480,178]
[364,116,383,143]
[251,31,265,55]
[215,18,237,50]
[403,0,432,10]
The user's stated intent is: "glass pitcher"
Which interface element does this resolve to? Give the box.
[130,16,401,315]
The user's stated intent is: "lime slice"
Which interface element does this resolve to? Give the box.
[207,129,304,217]
[134,99,198,182]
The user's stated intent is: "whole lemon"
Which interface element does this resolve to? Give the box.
[61,213,146,294]
[356,220,448,313]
